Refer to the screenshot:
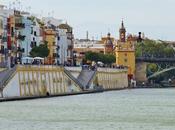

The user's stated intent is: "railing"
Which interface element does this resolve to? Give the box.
[0,62,7,68]
[0,66,17,89]
[17,35,25,41]
[15,23,25,28]
[63,68,84,90]
[82,69,97,89]
[136,57,175,62]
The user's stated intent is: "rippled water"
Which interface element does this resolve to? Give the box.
[0,89,175,130]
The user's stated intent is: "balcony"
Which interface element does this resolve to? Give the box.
[57,36,60,41]
[56,46,60,50]
[30,41,37,48]
[15,23,25,29]
[17,35,26,41]
[53,53,58,58]
[17,47,25,52]
[53,42,56,46]
[2,36,7,42]
[68,45,73,50]
[0,49,5,54]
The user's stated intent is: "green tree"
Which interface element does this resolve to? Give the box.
[136,39,175,58]
[30,43,50,58]
[85,51,116,65]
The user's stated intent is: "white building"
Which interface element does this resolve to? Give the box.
[0,5,8,65]
[56,29,68,65]
[73,39,105,65]
[30,17,43,47]
[43,17,74,65]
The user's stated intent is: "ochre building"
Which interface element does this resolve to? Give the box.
[115,21,135,79]
[44,28,56,65]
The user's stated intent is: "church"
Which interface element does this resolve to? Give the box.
[115,21,136,79]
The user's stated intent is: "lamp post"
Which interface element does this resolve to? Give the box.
[137,32,144,57]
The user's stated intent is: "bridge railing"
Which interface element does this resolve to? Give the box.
[136,57,175,62]
[0,66,17,89]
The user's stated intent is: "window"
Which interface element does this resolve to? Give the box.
[31,27,33,34]
[21,48,25,53]
[34,31,37,36]
[11,27,14,37]
[0,46,5,54]
[34,42,37,47]
[53,42,56,46]
[53,53,57,57]
[57,46,60,50]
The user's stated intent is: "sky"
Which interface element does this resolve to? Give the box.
[1,0,175,41]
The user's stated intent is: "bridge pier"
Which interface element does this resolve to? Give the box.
[135,62,148,84]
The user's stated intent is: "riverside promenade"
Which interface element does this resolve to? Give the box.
[0,65,128,101]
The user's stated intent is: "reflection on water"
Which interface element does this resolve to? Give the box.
[0,89,175,130]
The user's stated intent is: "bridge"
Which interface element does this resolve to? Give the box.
[136,57,175,83]
[136,57,175,63]
[147,66,175,79]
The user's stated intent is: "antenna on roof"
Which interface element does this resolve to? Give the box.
[12,1,15,10]
[48,12,51,17]
[8,2,12,9]
[86,31,89,40]
[51,10,54,17]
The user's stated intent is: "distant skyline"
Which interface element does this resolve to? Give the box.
[1,0,175,41]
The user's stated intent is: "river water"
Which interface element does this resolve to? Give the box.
[0,88,175,130]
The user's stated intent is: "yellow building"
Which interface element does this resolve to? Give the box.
[44,28,56,65]
[115,21,135,79]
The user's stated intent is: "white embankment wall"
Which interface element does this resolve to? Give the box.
[3,73,20,97]
[2,66,128,98]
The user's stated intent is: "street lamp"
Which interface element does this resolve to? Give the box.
[137,32,144,57]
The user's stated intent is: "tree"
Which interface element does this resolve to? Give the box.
[136,39,175,58]
[84,51,116,65]
[30,43,50,58]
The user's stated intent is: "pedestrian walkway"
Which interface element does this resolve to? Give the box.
[64,67,97,90]
[63,68,84,90]
[77,69,97,90]
[0,68,6,72]
[0,66,17,89]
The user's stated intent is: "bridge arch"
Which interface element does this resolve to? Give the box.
[148,66,175,80]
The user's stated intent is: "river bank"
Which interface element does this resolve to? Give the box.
[1,88,175,130]
[0,86,174,102]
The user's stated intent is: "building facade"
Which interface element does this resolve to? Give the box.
[58,23,74,65]
[115,21,135,79]
[0,6,8,65]
[101,33,114,54]
[44,28,57,65]
[74,39,105,65]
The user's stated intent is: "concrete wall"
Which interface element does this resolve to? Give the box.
[97,68,128,89]
[2,66,129,98]
[135,62,148,83]
[3,73,20,97]
[66,67,129,89]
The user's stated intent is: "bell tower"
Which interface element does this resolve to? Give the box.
[116,20,135,79]
[119,20,126,42]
